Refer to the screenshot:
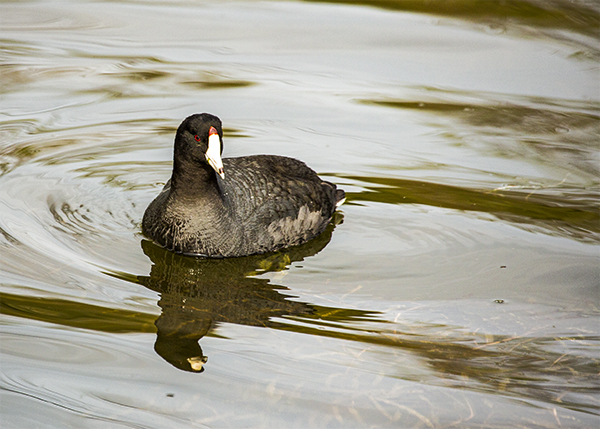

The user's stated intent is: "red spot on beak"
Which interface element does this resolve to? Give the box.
[209,126,218,136]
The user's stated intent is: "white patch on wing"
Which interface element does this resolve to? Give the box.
[266,206,323,243]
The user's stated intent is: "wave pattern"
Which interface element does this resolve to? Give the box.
[0,0,597,427]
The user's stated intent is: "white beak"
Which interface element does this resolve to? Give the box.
[206,132,225,179]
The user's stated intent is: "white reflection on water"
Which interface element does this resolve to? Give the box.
[0,0,598,427]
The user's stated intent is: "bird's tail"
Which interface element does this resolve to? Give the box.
[335,189,346,208]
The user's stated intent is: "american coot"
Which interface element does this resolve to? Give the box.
[142,113,345,257]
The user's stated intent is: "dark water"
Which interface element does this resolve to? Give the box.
[1,1,599,427]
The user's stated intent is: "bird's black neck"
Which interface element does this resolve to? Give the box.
[170,155,220,200]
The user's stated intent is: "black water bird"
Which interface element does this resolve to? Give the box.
[142,113,345,257]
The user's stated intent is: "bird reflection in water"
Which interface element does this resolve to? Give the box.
[137,213,343,372]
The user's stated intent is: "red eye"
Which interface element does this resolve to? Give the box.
[194,135,201,142]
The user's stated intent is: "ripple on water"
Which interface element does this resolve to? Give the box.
[360,90,600,185]
[0,119,159,289]
[338,170,600,244]
[2,168,138,242]
[0,1,598,426]
[0,323,193,429]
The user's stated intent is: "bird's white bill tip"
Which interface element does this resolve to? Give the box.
[206,132,224,179]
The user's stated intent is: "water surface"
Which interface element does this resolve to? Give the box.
[1,0,599,428]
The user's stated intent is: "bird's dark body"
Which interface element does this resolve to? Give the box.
[142,114,344,258]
